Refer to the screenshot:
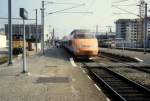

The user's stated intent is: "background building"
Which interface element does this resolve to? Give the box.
[0,28,7,48]
[115,18,150,48]
[5,24,42,42]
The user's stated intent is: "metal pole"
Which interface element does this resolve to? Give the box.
[52,28,55,46]
[122,40,125,51]
[144,3,147,54]
[41,1,45,55]
[40,9,42,53]
[96,25,98,34]
[35,9,38,53]
[22,19,27,73]
[8,0,13,65]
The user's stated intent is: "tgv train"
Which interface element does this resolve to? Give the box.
[61,29,99,57]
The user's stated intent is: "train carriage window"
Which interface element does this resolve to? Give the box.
[69,40,71,46]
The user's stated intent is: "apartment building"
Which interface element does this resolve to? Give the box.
[116,18,150,48]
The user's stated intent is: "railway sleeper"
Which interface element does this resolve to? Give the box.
[122,95,150,101]
[85,64,150,100]
[106,82,131,86]
[116,90,142,94]
[104,80,124,82]
[114,86,140,89]
[121,93,147,96]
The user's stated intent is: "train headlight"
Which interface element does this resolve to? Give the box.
[79,45,88,48]
[91,45,98,48]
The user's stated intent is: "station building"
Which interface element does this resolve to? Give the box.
[5,24,42,50]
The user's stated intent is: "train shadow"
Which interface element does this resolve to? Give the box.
[44,47,71,61]
[73,57,93,62]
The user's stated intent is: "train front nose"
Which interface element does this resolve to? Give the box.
[74,39,98,56]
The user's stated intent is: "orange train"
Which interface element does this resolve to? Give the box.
[61,29,99,57]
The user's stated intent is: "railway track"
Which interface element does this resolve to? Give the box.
[100,52,138,62]
[125,63,150,74]
[99,52,150,74]
[84,63,150,101]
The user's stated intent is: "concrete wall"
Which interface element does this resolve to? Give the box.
[0,35,7,48]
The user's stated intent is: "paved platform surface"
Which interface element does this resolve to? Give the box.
[100,48,150,64]
[0,47,107,101]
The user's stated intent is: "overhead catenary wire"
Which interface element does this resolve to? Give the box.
[112,5,140,17]
[114,4,137,6]
[73,0,95,30]
[47,3,85,15]
[46,11,93,15]
[112,0,129,3]
[113,12,132,14]
[0,17,35,20]
[44,1,82,6]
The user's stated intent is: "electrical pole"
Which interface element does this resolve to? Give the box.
[52,28,55,46]
[96,25,98,34]
[8,0,13,65]
[106,31,108,39]
[106,26,112,33]
[41,1,45,55]
[49,25,51,47]
[144,3,147,54]
[35,9,38,53]
[39,1,90,50]
[139,0,145,53]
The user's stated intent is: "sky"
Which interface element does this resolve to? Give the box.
[0,0,149,38]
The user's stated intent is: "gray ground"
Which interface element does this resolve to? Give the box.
[0,47,107,101]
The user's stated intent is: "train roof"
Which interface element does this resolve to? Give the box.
[70,29,90,35]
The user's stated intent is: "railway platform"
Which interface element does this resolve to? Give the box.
[100,48,150,64]
[0,47,107,101]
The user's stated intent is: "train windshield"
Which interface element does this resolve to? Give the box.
[74,34,95,39]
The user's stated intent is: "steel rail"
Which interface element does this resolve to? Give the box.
[85,64,150,101]
[100,52,150,74]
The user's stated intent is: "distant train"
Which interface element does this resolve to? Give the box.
[12,35,29,55]
[61,29,99,57]
[12,35,23,55]
[13,40,23,54]
[98,40,116,48]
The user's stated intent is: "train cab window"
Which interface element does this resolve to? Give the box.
[74,34,95,39]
